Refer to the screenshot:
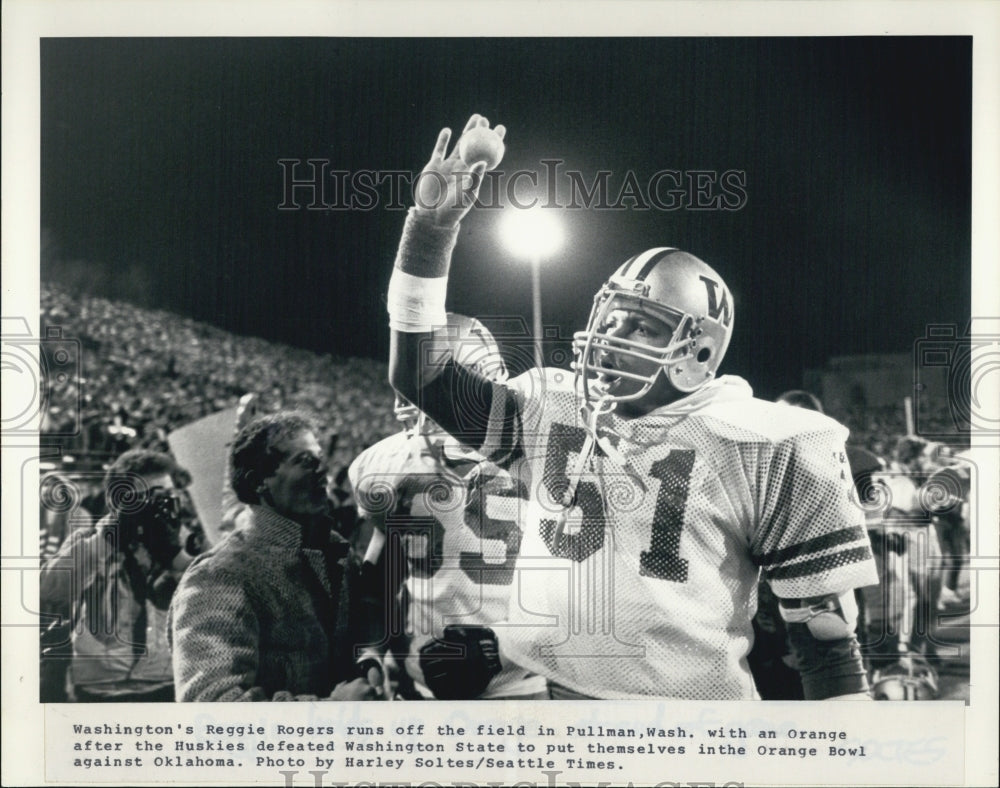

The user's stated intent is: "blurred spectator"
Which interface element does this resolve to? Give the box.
[39,450,201,702]
[39,472,94,566]
[862,435,944,697]
[38,471,96,702]
[922,450,971,610]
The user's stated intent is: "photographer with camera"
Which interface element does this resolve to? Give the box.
[40,450,203,702]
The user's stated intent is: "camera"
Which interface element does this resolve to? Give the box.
[913,321,1000,443]
[119,488,191,562]
[1,316,82,437]
[115,486,205,609]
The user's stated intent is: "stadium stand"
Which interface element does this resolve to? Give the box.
[41,282,397,476]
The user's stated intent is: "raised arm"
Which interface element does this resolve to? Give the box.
[387,114,505,446]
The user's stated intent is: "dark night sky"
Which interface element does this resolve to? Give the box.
[40,37,971,397]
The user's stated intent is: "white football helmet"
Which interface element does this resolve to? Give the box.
[573,247,734,406]
[394,312,508,435]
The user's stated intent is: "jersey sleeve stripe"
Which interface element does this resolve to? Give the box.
[753,525,869,567]
[764,545,874,581]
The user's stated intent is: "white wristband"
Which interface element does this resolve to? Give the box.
[387,268,448,332]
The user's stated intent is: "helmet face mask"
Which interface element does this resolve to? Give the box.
[573,248,734,408]
[393,391,422,431]
[393,390,443,458]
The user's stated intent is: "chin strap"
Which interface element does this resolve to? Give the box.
[551,395,655,552]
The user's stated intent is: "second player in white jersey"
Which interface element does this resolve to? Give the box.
[350,431,545,698]
[349,314,545,699]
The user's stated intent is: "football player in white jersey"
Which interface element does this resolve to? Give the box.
[384,114,878,700]
[349,313,547,700]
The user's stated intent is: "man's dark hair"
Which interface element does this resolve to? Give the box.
[776,389,824,413]
[231,412,317,505]
[103,449,179,515]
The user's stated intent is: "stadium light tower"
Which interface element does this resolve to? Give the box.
[500,206,563,368]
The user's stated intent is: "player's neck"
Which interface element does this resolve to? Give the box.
[615,379,686,419]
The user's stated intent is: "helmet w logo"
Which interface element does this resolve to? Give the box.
[699,275,733,326]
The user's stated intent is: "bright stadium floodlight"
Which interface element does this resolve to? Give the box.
[500,207,563,368]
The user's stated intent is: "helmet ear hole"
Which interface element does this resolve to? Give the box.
[696,348,712,363]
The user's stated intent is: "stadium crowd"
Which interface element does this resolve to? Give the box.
[40,282,397,472]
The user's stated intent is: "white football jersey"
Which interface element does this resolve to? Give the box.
[480,370,878,700]
[348,430,545,698]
